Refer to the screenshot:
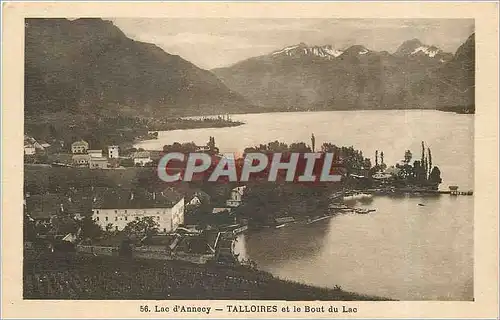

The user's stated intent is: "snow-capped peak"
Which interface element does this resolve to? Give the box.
[272,43,343,59]
[411,46,440,58]
[395,39,450,61]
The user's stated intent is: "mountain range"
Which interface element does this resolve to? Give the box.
[25,18,253,118]
[25,18,474,119]
[212,35,474,111]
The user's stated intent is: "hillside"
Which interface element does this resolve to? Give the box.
[25,18,253,118]
[24,253,391,300]
[212,35,475,112]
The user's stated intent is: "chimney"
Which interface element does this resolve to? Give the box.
[60,203,64,213]
[152,192,156,200]
[130,192,134,200]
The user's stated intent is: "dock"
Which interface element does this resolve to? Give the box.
[437,190,473,196]
[364,185,473,197]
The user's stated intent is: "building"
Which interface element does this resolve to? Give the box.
[24,135,45,155]
[72,154,90,167]
[39,141,51,149]
[188,196,202,206]
[91,189,185,233]
[133,151,152,166]
[71,140,89,154]
[90,157,108,169]
[226,186,246,207]
[24,143,36,155]
[108,145,119,159]
[87,149,103,158]
[212,207,232,215]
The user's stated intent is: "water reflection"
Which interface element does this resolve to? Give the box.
[236,221,331,270]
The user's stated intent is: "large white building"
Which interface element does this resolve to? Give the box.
[92,190,185,233]
[108,145,119,158]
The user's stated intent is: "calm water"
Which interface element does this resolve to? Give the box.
[136,110,474,300]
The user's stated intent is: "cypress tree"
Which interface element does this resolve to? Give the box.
[427,148,432,179]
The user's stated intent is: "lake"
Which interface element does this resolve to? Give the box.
[136,110,474,300]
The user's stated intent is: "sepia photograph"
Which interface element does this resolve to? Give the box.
[1,2,499,319]
[22,16,475,301]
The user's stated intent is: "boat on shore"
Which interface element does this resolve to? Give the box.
[354,208,376,215]
[307,215,333,224]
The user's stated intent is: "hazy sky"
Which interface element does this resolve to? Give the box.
[111,18,474,70]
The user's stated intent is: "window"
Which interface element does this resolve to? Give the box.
[163,228,167,232]
[115,217,118,221]
[105,217,108,221]
[114,210,118,214]
[125,210,127,214]
[96,210,99,214]
[125,216,127,221]
[157,216,160,220]
[96,217,99,221]
[115,226,118,231]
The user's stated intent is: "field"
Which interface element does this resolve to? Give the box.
[23,253,390,300]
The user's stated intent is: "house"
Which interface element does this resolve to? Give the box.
[39,141,51,149]
[91,189,185,233]
[188,196,202,206]
[212,207,232,215]
[108,145,119,158]
[186,190,211,207]
[90,157,108,169]
[24,143,36,155]
[226,186,246,207]
[133,151,152,166]
[72,154,90,167]
[87,149,103,158]
[71,140,89,154]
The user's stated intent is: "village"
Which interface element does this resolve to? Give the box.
[23,131,475,301]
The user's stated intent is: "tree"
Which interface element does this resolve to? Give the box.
[375,150,379,167]
[429,166,442,185]
[207,136,216,151]
[105,223,115,233]
[421,141,425,167]
[76,216,102,240]
[124,216,160,238]
[427,148,432,179]
[51,215,78,235]
[289,142,311,153]
[404,150,412,164]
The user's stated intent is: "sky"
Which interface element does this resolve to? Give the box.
[111,18,474,70]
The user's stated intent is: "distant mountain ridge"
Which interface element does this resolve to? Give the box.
[212,35,474,112]
[271,43,344,59]
[25,18,254,118]
[25,18,474,119]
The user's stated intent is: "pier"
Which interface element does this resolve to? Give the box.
[364,187,473,196]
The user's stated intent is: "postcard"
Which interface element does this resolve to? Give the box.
[1,1,498,319]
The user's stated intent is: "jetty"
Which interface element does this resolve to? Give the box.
[364,186,473,197]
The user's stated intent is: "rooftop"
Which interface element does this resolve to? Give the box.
[92,187,184,209]
[133,151,151,159]
[72,140,89,146]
